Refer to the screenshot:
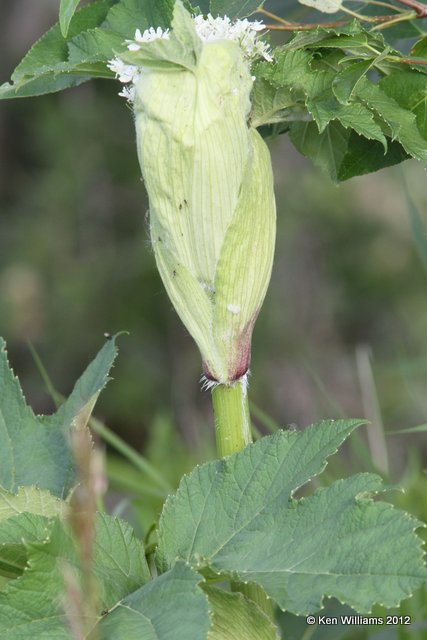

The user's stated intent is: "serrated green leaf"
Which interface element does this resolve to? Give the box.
[251,77,309,127]
[204,586,279,640]
[0,513,52,579]
[335,132,408,181]
[383,19,427,44]
[157,421,427,614]
[412,36,427,58]
[281,29,333,51]
[157,419,364,569]
[0,336,118,498]
[332,44,399,106]
[0,513,150,638]
[105,0,176,37]
[209,0,264,19]
[94,561,210,640]
[1,0,189,100]
[120,1,201,71]
[0,487,68,523]
[356,79,427,164]
[332,59,373,104]
[251,78,296,127]
[60,0,83,37]
[379,71,427,139]
[13,0,116,83]
[66,28,125,67]
[307,89,387,147]
[0,0,117,100]
[0,75,90,100]
[309,33,371,50]
[289,120,351,181]
[289,120,408,181]
[0,489,67,581]
[257,48,361,105]
[234,474,426,614]
[282,21,369,52]
[257,50,313,90]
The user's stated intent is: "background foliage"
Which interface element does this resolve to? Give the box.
[0,2,426,636]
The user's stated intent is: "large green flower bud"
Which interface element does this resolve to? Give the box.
[109,4,275,385]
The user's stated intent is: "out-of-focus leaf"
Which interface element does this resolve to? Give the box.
[0,513,150,638]
[390,424,427,435]
[94,562,210,640]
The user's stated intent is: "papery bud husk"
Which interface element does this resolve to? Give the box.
[132,4,276,384]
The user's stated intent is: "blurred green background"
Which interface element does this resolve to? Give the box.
[1,3,427,634]
[1,1,426,454]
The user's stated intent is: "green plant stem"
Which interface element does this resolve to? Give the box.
[211,381,251,456]
[211,380,274,620]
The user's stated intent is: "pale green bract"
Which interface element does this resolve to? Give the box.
[111,3,276,384]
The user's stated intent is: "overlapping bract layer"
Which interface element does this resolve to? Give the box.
[115,4,276,383]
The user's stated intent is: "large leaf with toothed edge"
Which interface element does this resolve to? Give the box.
[0,336,118,498]
[157,419,427,614]
[94,561,211,640]
[0,0,177,100]
[0,512,150,638]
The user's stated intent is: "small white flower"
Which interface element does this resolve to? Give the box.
[118,85,136,102]
[107,57,139,84]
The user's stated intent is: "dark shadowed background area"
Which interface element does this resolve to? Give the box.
[1,1,426,485]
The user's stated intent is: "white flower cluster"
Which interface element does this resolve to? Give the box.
[107,27,171,101]
[193,14,272,61]
[107,13,272,102]
[127,26,170,51]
